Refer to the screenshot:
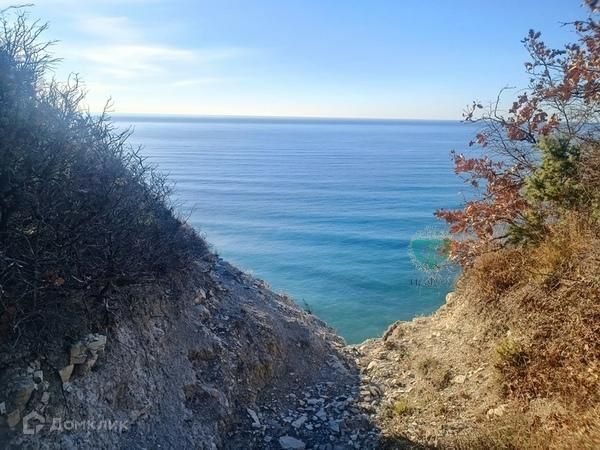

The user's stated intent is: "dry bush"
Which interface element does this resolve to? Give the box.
[513,215,600,405]
[455,212,600,446]
[0,10,207,350]
[449,401,600,450]
[494,337,527,374]
[461,248,526,300]
[524,215,591,288]
[440,207,600,448]
[580,142,600,217]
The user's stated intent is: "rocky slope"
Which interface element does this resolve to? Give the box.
[355,292,502,448]
[1,245,492,450]
[356,284,600,449]
[7,245,592,449]
[0,252,383,449]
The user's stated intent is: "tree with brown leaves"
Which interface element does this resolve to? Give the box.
[436,2,600,266]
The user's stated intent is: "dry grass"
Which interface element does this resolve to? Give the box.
[450,407,600,450]
[455,212,600,446]
[417,356,453,390]
[465,249,526,300]
[493,336,528,382]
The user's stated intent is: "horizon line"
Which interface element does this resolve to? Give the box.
[105,111,466,123]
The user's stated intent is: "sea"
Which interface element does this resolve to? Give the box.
[115,116,480,344]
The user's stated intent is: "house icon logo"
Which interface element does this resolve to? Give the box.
[22,411,45,435]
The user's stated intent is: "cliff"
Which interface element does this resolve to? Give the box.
[3,242,598,449]
[0,11,384,449]
[0,252,382,449]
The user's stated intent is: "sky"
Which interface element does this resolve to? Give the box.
[1,0,591,119]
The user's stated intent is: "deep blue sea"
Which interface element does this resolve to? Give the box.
[116,116,479,343]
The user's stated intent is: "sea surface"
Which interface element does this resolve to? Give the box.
[116,116,479,343]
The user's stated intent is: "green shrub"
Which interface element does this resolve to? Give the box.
[525,136,585,209]
[391,399,413,416]
[494,337,527,369]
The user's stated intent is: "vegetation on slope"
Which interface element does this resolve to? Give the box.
[429,1,600,447]
[436,1,599,264]
[0,8,206,352]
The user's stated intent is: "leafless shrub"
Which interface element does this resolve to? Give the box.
[0,9,207,349]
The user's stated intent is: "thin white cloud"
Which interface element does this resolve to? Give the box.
[82,45,195,72]
[62,13,248,78]
[61,43,246,80]
[171,77,223,87]
[74,15,141,41]
[13,4,252,112]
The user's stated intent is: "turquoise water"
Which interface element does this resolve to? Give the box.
[117,116,478,343]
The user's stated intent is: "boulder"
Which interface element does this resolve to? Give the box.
[194,289,207,304]
[278,435,306,450]
[7,410,20,428]
[69,333,107,373]
[451,374,466,384]
[69,341,88,365]
[291,415,307,428]
[246,408,261,427]
[85,334,107,352]
[0,368,35,415]
[328,419,340,433]
[487,404,507,417]
[59,365,74,383]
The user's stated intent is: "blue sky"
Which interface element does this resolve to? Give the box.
[6,0,590,119]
